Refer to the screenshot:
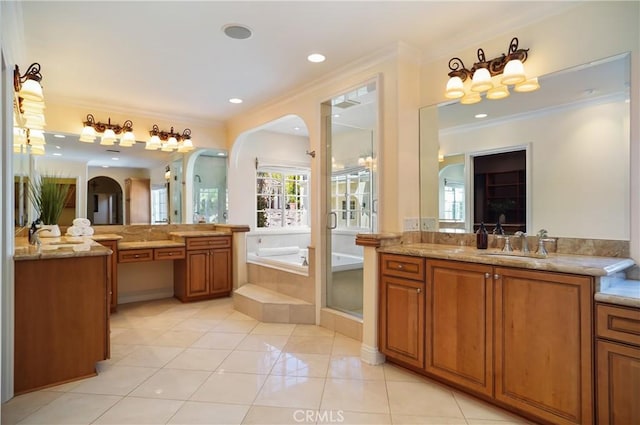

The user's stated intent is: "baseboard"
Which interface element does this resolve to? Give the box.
[361,343,385,365]
[118,288,175,305]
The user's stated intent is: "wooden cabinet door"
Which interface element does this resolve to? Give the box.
[425,260,493,396]
[597,340,640,425]
[185,249,210,298]
[210,248,231,295]
[379,275,425,368]
[494,267,593,425]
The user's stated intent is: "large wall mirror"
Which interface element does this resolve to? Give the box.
[12,131,212,227]
[420,53,630,240]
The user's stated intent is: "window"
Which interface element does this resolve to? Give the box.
[331,169,371,229]
[442,179,464,221]
[151,186,168,224]
[256,168,309,228]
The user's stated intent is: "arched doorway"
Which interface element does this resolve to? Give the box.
[87,176,123,225]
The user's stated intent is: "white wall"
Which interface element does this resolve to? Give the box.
[440,98,628,240]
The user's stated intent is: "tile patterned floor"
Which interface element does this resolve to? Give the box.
[2,297,532,425]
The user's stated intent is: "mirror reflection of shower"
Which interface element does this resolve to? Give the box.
[193,150,228,224]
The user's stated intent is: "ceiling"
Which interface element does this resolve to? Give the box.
[16,1,578,168]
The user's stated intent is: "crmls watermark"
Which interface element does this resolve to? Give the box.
[293,409,345,423]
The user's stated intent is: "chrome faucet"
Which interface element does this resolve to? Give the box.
[29,228,48,246]
[514,231,529,253]
[300,255,309,266]
[536,229,550,256]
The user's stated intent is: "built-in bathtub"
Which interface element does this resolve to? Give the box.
[246,247,363,275]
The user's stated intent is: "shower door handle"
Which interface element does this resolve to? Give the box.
[328,212,337,229]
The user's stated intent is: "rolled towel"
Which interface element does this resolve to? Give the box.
[256,246,300,257]
[72,244,91,252]
[82,227,95,236]
[66,226,83,237]
[72,218,91,228]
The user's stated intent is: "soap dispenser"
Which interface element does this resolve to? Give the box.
[476,223,488,249]
[493,222,505,235]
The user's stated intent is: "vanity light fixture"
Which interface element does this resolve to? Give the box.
[79,114,136,146]
[146,125,195,153]
[445,37,539,103]
[14,63,48,153]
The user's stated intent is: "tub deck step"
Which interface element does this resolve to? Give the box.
[233,284,314,324]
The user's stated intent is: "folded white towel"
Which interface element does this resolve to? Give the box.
[72,244,91,252]
[82,227,95,236]
[256,246,300,257]
[66,226,83,237]
[72,218,91,228]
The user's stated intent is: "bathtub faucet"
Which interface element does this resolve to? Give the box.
[300,255,309,266]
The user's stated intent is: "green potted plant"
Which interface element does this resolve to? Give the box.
[28,175,70,237]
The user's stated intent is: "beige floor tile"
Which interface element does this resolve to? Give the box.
[236,334,290,352]
[150,330,206,347]
[250,322,296,336]
[129,369,211,400]
[69,365,157,396]
[17,392,121,424]
[1,391,62,425]
[319,410,392,424]
[386,380,464,418]
[109,314,149,329]
[382,363,426,383]
[327,356,385,380]
[135,315,187,330]
[165,348,232,371]
[190,371,267,405]
[292,324,335,337]
[194,307,235,320]
[331,334,361,356]
[393,414,469,424]
[218,350,281,374]
[93,396,184,424]
[168,401,250,424]
[107,343,139,363]
[454,392,530,423]
[227,311,258,321]
[321,378,390,414]
[241,405,306,424]
[115,345,184,368]
[171,318,222,332]
[282,335,334,354]
[191,332,246,350]
[110,328,165,345]
[213,319,259,334]
[270,352,331,378]
[254,375,325,409]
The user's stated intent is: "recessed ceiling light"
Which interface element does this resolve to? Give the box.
[475,113,488,119]
[55,145,61,149]
[102,165,109,168]
[222,24,252,40]
[293,127,301,131]
[53,134,65,138]
[229,98,243,104]
[111,157,119,161]
[333,113,341,118]
[307,53,326,63]
[217,152,226,156]
[52,153,62,156]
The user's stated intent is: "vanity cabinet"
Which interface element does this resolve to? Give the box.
[379,254,595,425]
[98,239,119,312]
[174,236,232,302]
[379,253,425,368]
[494,267,593,425]
[425,260,493,397]
[595,303,640,424]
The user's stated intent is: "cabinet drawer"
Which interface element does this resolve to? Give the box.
[380,253,425,281]
[118,249,153,263]
[186,236,231,250]
[154,247,186,260]
[596,303,640,346]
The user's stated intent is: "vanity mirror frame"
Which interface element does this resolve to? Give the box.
[420,52,631,240]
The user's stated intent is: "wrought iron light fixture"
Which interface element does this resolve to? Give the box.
[80,114,136,146]
[13,62,47,154]
[445,37,540,104]
[146,125,194,152]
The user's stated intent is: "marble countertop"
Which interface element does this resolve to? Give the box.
[379,243,635,277]
[118,240,185,250]
[595,274,640,308]
[90,233,123,241]
[169,230,231,238]
[14,236,111,261]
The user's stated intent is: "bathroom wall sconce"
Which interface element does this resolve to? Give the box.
[13,62,47,133]
[146,125,194,152]
[79,114,136,146]
[164,165,171,181]
[445,37,540,104]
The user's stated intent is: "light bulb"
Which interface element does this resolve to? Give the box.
[501,59,526,85]
[471,67,493,92]
[445,76,465,99]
